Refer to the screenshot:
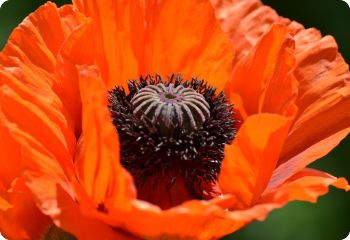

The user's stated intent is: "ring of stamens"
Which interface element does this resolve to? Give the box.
[108,74,236,199]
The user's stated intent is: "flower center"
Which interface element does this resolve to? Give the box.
[130,83,210,136]
[108,74,236,209]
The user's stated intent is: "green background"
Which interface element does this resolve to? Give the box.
[0,0,349,239]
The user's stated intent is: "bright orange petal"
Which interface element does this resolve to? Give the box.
[0,94,126,239]
[0,110,73,210]
[0,86,74,177]
[1,2,86,137]
[72,0,234,90]
[280,29,350,164]
[219,113,291,209]
[268,127,350,190]
[0,179,51,239]
[71,0,142,89]
[75,163,346,240]
[212,0,350,166]
[226,24,298,119]
[55,7,89,134]
[53,185,136,240]
[0,123,21,188]
[263,168,349,204]
[58,5,87,35]
[0,3,88,236]
[76,189,240,240]
[140,0,234,91]
[211,0,291,63]
[0,2,86,159]
[0,110,73,237]
[72,172,247,239]
[75,65,136,210]
[208,169,349,234]
[0,123,47,239]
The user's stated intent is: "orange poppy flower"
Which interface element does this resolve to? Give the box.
[0,0,349,239]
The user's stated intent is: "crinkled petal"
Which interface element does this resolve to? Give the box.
[212,0,350,167]
[225,24,298,119]
[0,85,74,177]
[219,113,291,209]
[280,31,350,164]
[70,0,141,89]
[263,168,349,204]
[0,3,82,161]
[268,127,350,189]
[211,0,289,63]
[0,179,51,240]
[0,3,86,133]
[0,2,85,237]
[72,0,234,90]
[0,123,21,188]
[0,103,128,240]
[0,122,50,239]
[53,185,136,240]
[56,20,93,136]
[75,188,239,239]
[0,77,74,223]
[75,65,136,210]
[0,119,129,240]
[0,109,72,214]
[208,169,349,236]
[72,166,348,239]
[139,0,234,91]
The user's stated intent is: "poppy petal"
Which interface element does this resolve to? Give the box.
[75,65,136,210]
[219,113,291,209]
[212,0,350,167]
[0,3,85,236]
[0,179,51,239]
[280,30,350,164]
[263,168,349,205]
[71,0,142,88]
[72,0,234,91]
[0,106,126,239]
[209,169,349,236]
[0,105,73,235]
[53,185,136,240]
[77,192,237,239]
[73,175,245,239]
[0,125,50,239]
[139,0,234,91]
[58,5,87,35]
[57,20,94,135]
[0,123,21,188]
[226,24,298,119]
[1,84,76,174]
[211,0,289,63]
[75,165,347,240]
[268,127,350,189]
[0,4,81,160]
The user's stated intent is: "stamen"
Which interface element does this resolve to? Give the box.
[108,74,236,207]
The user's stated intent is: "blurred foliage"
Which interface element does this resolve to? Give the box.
[0,0,348,239]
